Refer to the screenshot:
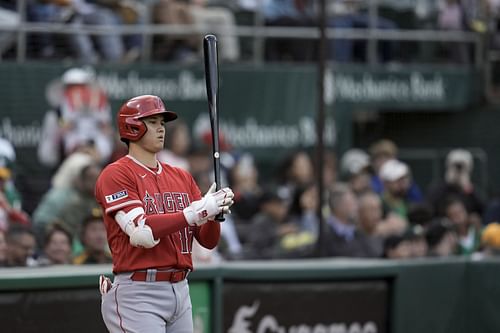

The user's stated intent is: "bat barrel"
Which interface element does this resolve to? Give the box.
[203,35,218,104]
[203,34,225,222]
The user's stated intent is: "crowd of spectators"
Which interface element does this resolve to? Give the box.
[0,0,499,64]
[1,82,500,267]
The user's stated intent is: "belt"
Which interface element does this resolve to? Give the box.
[131,269,189,283]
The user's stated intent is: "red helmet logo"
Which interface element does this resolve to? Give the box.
[117,95,177,142]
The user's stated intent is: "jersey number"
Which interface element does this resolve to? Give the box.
[179,227,193,254]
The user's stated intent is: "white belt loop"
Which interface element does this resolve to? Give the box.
[146,269,157,282]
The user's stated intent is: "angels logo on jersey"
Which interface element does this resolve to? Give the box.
[144,192,157,214]
[143,191,190,214]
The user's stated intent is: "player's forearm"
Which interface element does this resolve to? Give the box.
[147,212,189,239]
[196,221,221,249]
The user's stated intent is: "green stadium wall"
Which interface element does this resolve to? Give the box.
[0,258,499,333]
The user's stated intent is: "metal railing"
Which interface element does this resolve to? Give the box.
[0,21,484,66]
[0,0,485,68]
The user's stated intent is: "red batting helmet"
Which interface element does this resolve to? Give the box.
[117,95,177,142]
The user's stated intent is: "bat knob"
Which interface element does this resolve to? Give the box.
[204,34,217,43]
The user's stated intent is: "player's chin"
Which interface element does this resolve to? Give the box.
[152,143,163,151]
[154,141,164,151]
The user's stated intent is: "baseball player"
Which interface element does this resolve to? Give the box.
[94,95,234,333]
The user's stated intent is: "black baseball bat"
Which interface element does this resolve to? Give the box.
[203,34,225,222]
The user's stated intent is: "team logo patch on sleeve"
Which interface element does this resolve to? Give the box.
[105,190,128,203]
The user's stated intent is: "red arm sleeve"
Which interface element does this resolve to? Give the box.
[147,212,189,239]
[195,221,221,249]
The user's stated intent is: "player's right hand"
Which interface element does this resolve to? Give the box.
[183,183,234,226]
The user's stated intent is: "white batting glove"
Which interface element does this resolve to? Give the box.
[183,183,235,226]
[99,275,112,295]
[214,187,235,215]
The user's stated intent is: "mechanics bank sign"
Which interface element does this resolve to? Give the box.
[329,72,444,103]
[223,281,388,333]
[324,68,477,109]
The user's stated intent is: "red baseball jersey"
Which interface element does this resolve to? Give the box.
[95,155,220,273]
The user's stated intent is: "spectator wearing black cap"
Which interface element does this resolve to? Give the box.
[383,234,413,259]
[243,188,296,259]
[406,224,428,258]
[382,225,428,259]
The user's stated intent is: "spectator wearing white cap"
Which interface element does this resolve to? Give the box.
[368,139,423,203]
[379,159,422,221]
[340,148,372,197]
[427,148,485,218]
[38,67,114,168]
[59,68,113,163]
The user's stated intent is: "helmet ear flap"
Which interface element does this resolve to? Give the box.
[120,117,146,141]
[125,123,141,136]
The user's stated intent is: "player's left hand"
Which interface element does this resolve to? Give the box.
[183,183,234,226]
[209,183,235,215]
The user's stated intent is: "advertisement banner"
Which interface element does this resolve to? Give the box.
[223,280,389,333]
[0,64,480,212]
[325,67,481,110]
[0,288,106,332]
